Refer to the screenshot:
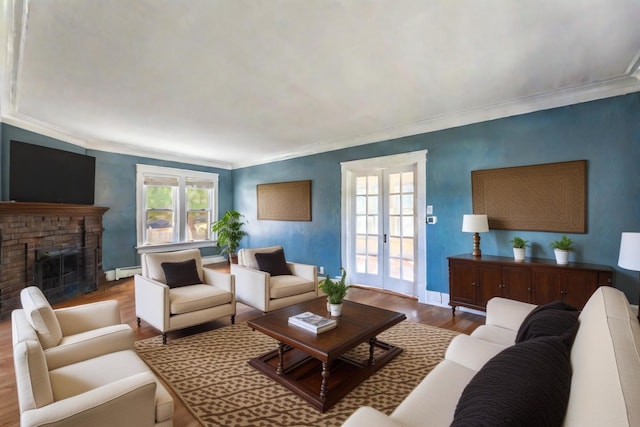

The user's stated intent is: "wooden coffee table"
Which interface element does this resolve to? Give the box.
[247,297,406,412]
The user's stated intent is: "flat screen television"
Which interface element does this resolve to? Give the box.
[9,140,96,205]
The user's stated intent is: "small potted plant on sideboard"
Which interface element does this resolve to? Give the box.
[510,236,530,262]
[549,235,574,265]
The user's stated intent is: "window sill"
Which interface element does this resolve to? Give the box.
[136,240,217,254]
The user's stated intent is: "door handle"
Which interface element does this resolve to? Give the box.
[383,234,387,243]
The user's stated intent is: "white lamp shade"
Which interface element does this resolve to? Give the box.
[462,214,489,233]
[618,232,640,271]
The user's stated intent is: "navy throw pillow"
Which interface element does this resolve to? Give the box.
[516,300,579,343]
[451,334,574,427]
[161,259,202,288]
[255,249,291,276]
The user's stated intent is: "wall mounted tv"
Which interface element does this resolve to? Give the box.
[9,140,96,205]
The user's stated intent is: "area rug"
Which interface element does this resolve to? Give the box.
[135,321,459,426]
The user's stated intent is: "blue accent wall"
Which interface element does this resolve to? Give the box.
[1,124,233,270]
[2,92,639,303]
[233,93,640,303]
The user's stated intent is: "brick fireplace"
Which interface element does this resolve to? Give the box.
[0,202,109,320]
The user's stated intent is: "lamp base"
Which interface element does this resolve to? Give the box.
[471,232,482,257]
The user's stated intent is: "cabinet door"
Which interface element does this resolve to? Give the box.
[476,264,503,308]
[502,266,532,303]
[532,269,599,308]
[558,270,599,309]
[530,269,559,305]
[449,261,477,306]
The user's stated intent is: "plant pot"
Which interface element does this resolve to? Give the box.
[330,303,343,316]
[554,249,569,265]
[326,298,331,312]
[513,247,525,262]
[229,254,238,264]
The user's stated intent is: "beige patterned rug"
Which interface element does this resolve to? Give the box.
[135,321,459,426]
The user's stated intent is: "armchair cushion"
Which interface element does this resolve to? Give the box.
[20,287,62,349]
[270,275,316,298]
[255,249,291,276]
[170,284,234,315]
[162,259,202,288]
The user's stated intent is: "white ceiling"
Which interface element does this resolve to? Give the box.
[2,0,640,169]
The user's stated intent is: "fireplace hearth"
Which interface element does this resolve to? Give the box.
[0,202,108,320]
[34,245,98,305]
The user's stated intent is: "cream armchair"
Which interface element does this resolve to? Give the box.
[231,245,318,313]
[135,248,235,344]
[13,286,135,370]
[12,287,173,427]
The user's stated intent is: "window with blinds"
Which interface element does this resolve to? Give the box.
[136,164,218,249]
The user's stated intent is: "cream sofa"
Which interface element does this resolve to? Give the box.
[231,245,318,313]
[13,286,173,427]
[343,286,640,426]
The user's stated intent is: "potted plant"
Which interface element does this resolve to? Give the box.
[211,210,248,264]
[549,235,574,265]
[510,237,530,262]
[319,268,349,316]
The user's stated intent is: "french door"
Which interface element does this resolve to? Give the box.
[341,151,427,301]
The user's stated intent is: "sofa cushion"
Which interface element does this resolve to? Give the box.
[20,286,63,349]
[255,248,291,276]
[451,335,574,427]
[161,259,202,288]
[169,284,232,314]
[516,300,578,343]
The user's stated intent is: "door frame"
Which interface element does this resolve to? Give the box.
[341,150,428,303]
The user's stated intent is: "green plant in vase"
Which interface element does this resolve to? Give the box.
[319,268,349,316]
[211,210,248,264]
[549,235,574,265]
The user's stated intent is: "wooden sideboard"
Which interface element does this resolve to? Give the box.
[448,254,614,314]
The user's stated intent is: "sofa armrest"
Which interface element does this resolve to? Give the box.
[342,407,402,427]
[287,262,317,283]
[55,300,123,336]
[231,264,269,310]
[134,275,170,331]
[20,372,158,427]
[484,297,536,331]
[203,268,236,294]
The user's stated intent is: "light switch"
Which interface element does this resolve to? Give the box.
[427,205,433,215]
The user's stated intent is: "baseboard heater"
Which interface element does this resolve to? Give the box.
[109,255,227,281]
[115,266,142,280]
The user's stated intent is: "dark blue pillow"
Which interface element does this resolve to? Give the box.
[255,249,291,276]
[451,334,574,427]
[161,259,201,288]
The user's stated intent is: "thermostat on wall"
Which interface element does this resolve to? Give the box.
[427,216,437,224]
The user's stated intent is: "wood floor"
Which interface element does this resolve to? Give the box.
[0,269,484,427]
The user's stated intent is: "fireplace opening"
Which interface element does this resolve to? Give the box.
[33,246,98,305]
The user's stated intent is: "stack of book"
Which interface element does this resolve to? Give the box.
[288,311,337,334]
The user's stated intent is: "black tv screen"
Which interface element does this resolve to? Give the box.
[9,141,96,205]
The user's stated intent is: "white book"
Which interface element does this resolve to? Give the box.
[288,311,337,334]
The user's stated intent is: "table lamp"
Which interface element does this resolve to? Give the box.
[618,232,640,321]
[462,214,489,257]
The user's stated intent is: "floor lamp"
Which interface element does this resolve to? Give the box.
[462,214,489,257]
[618,232,640,321]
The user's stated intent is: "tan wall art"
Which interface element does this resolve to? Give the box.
[257,180,312,221]
[472,160,586,233]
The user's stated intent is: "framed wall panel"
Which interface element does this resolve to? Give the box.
[257,180,311,221]
[472,160,586,233]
